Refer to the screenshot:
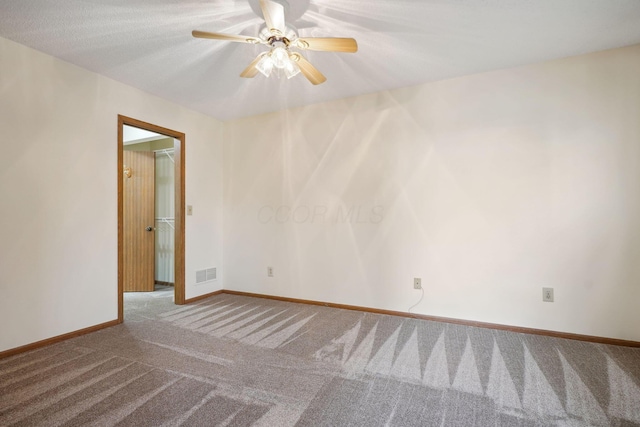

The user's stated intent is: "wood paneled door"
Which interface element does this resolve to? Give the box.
[123,150,155,292]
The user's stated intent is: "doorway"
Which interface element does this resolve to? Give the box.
[117,115,185,323]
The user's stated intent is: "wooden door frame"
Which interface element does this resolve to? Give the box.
[117,115,186,323]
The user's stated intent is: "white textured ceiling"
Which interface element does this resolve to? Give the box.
[1,0,640,121]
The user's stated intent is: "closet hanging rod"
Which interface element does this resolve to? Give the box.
[154,148,175,163]
[156,217,175,230]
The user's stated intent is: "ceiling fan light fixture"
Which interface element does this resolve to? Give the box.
[257,46,299,79]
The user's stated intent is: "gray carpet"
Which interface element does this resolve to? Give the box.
[1,288,640,426]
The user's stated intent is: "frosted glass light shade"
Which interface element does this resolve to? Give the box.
[272,47,289,69]
[284,57,301,79]
[256,54,274,77]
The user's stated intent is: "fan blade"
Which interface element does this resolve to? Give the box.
[295,37,358,53]
[259,0,286,36]
[192,30,262,44]
[240,53,267,78]
[290,53,326,85]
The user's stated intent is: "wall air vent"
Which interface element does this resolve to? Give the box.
[196,269,207,284]
[196,267,217,284]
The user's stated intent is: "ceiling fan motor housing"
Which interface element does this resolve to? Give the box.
[259,26,298,45]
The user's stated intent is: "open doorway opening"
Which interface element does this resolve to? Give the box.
[117,116,185,323]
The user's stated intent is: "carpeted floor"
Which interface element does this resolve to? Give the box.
[1,287,640,426]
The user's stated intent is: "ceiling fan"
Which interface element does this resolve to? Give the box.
[192,0,358,85]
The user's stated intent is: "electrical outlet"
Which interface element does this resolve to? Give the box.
[267,267,273,277]
[414,278,422,290]
[543,287,554,302]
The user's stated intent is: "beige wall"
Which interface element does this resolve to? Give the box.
[2,33,639,352]
[223,44,640,341]
[0,37,223,352]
